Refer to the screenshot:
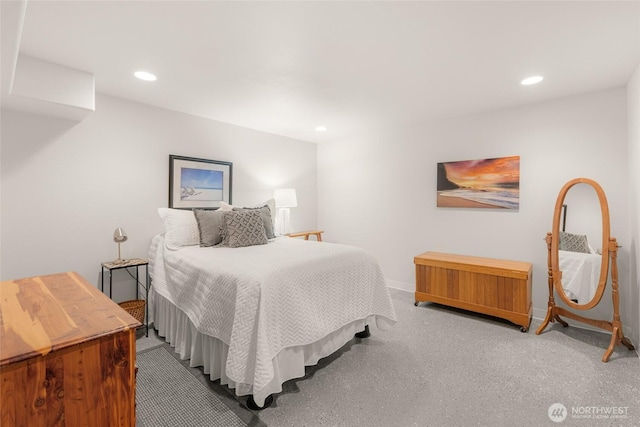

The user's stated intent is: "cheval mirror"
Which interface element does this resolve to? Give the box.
[536,177,635,362]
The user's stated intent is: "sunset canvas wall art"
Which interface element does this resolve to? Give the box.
[437,156,520,209]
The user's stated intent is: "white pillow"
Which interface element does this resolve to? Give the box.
[157,208,200,250]
[219,201,234,211]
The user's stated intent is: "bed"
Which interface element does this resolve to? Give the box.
[557,230,601,304]
[558,249,601,304]
[148,207,397,408]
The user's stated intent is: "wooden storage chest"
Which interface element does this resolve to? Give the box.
[414,252,532,331]
[0,272,141,426]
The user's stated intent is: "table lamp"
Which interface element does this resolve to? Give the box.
[113,228,128,264]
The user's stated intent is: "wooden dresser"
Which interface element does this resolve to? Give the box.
[0,272,141,426]
[414,252,532,332]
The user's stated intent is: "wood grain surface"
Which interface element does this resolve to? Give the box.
[414,252,532,330]
[1,271,139,366]
[1,272,140,426]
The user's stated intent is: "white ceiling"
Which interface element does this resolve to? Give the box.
[2,1,639,143]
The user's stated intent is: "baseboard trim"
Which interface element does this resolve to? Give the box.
[386,279,413,293]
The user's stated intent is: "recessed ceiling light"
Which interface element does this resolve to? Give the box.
[134,71,157,81]
[521,76,543,86]
[315,126,327,132]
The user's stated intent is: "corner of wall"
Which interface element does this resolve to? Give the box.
[627,62,640,353]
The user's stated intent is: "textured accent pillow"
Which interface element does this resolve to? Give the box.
[232,205,275,239]
[219,199,276,238]
[559,231,591,253]
[157,208,200,250]
[219,210,268,248]
[193,209,223,247]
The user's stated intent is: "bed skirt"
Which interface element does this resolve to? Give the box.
[153,291,370,406]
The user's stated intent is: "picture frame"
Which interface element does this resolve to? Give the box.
[436,155,520,209]
[169,155,232,209]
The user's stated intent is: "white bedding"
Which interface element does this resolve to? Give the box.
[559,250,601,304]
[149,235,397,405]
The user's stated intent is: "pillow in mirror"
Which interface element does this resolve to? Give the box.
[559,231,591,254]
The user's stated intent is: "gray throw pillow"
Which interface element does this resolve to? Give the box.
[559,231,591,253]
[193,209,224,247]
[219,210,268,248]
[232,205,275,239]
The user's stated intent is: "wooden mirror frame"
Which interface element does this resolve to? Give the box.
[551,178,609,310]
[536,177,635,362]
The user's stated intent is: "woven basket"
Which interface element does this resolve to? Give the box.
[118,299,145,324]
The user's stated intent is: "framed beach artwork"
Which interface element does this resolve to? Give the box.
[169,155,232,209]
[436,155,520,209]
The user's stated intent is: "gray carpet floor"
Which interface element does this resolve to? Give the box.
[136,289,639,426]
[136,345,247,427]
[136,334,266,427]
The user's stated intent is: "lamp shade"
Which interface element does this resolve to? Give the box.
[274,188,298,208]
[113,228,128,243]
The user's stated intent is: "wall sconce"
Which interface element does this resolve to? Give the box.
[274,188,297,235]
[113,228,128,264]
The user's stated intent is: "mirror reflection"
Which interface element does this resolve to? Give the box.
[558,183,602,305]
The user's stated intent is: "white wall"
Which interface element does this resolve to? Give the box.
[0,94,318,301]
[628,64,640,349]
[318,88,632,332]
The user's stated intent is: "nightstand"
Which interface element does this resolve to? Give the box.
[287,230,324,241]
[101,258,149,336]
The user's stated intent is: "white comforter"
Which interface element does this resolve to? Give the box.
[151,236,397,402]
[559,250,601,304]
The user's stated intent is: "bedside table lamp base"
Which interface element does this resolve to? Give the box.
[112,242,127,264]
[277,207,291,235]
[274,188,297,236]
